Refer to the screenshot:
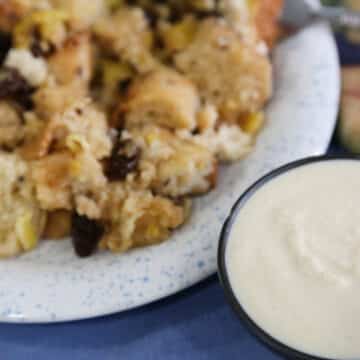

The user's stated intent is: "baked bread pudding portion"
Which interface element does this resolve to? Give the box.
[0,0,283,257]
[175,18,272,122]
[122,68,200,131]
[0,152,46,257]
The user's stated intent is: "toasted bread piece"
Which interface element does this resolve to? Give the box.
[43,210,71,239]
[252,0,284,48]
[93,7,157,73]
[31,151,73,210]
[33,82,87,120]
[48,32,93,87]
[49,0,108,29]
[31,149,107,218]
[122,68,200,131]
[0,0,30,32]
[0,101,24,149]
[127,125,217,197]
[101,187,187,253]
[0,152,45,258]
[175,19,272,122]
[25,97,111,161]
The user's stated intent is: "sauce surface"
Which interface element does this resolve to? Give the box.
[226,160,360,359]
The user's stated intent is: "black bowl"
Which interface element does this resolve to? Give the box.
[217,154,360,360]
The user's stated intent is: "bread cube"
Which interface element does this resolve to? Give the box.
[48,32,93,87]
[0,101,24,149]
[127,125,217,197]
[31,149,107,219]
[49,0,108,28]
[101,186,188,253]
[252,0,284,48]
[23,98,111,161]
[123,69,200,131]
[0,152,45,257]
[175,19,272,122]
[93,7,157,73]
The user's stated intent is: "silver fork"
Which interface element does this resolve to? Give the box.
[281,0,360,29]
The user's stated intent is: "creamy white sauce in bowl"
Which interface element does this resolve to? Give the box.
[218,157,360,360]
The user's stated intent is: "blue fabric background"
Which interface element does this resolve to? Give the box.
[0,35,356,360]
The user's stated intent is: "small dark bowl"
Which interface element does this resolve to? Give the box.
[218,155,360,360]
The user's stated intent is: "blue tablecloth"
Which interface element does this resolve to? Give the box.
[1,277,281,360]
[0,35,357,360]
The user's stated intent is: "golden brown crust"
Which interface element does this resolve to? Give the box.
[31,151,73,210]
[124,124,217,197]
[175,19,272,122]
[33,83,88,120]
[49,0,108,29]
[101,187,187,253]
[0,152,46,257]
[24,97,111,160]
[93,7,157,73]
[0,0,28,32]
[19,118,59,160]
[31,149,108,218]
[123,68,200,131]
[253,0,284,48]
[43,210,71,239]
[48,31,93,87]
[0,101,24,149]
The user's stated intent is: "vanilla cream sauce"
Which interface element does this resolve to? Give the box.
[226,160,360,359]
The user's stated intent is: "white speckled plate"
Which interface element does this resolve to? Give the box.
[0,22,339,323]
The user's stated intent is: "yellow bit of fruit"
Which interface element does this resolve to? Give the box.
[14,10,68,49]
[16,212,38,251]
[240,112,265,135]
[143,30,154,49]
[162,17,198,53]
[145,223,160,239]
[145,133,158,145]
[100,59,134,87]
[69,159,82,177]
[106,0,126,11]
[65,134,88,154]
[191,0,216,11]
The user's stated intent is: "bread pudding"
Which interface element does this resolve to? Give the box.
[0,0,283,257]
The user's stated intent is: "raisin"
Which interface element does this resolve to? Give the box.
[30,42,43,58]
[105,139,140,181]
[0,68,34,109]
[193,10,221,20]
[191,127,200,135]
[117,78,132,94]
[143,8,160,27]
[109,106,125,129]
[0,32,12,65]
[30,41,55,58]
[71,213,104,258]
[30,26,56,58]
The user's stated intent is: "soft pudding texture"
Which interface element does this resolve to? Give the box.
[226,160,360,359]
